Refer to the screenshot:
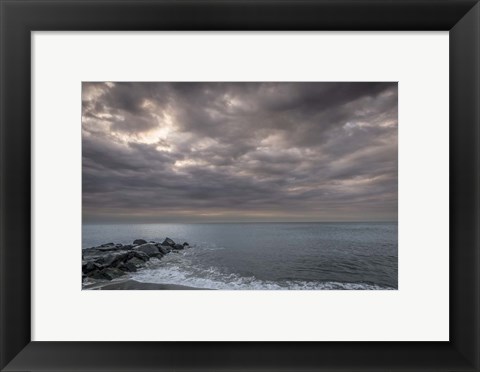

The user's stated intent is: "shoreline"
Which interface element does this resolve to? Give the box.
[85,279,207,290]
[82,237,213,290]
[82,238,397,290]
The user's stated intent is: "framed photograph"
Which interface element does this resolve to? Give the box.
[80,81,399,291]
[1,0,479,371]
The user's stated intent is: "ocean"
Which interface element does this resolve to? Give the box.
[82,222,398,290]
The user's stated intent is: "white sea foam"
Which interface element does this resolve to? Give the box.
[132,255,394,290]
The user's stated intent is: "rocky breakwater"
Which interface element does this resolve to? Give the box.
[82,238,190,281]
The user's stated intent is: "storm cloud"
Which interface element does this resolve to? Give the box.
[82,82,397,223]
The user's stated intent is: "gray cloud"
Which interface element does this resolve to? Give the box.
[82,82,397,223]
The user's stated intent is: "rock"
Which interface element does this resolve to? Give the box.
[82,238,196,285]
[130,250,150,262]
[87,268,101,279]
[87,270,100,279]
[116,251,131,262]
[124,261,138,272]
[118,261,137,272]
[157,245,170,254]
[83,247,103,257]
[134,243,160,257]
[82,261,96,274]
[161,237,176,247]
[100,252,130,267]
[126,257,145,268]
[102,254,116,266]
[107,267,126,279]
[97,246,122,252]
[133,239,147,245]
[90,267,126,280]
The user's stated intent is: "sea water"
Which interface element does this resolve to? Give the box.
[82,222,397,290]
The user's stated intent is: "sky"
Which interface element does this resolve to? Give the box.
[82,82,397,223]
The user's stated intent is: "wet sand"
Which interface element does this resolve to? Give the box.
[84,279,206,290]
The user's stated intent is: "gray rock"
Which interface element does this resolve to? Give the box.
[161,237,176,247]
[82,248,104,258]
[123,261,138,272]
[126,257,145,268]
[122,244,134,250]
[91,267,126,280]
[130,250,150,262]
[102,256,113,266]
[134,243,160,257]
[96,254,113,266]
[156,245,170,254]
[118,261,137,272]
[82,238,197,284]
[117,251,131,262]
[86,269,100,278]
[97,245,123,252]
[101,252,130,267]
[82,261,96,274]
[108,267,126,279]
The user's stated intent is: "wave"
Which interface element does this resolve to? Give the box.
[131,256,394,290]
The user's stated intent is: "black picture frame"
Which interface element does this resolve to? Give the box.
[1,0,479,371]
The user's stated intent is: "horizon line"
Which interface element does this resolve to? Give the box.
[83,220,398,225]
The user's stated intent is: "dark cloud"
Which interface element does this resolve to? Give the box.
[82,82,397,223]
